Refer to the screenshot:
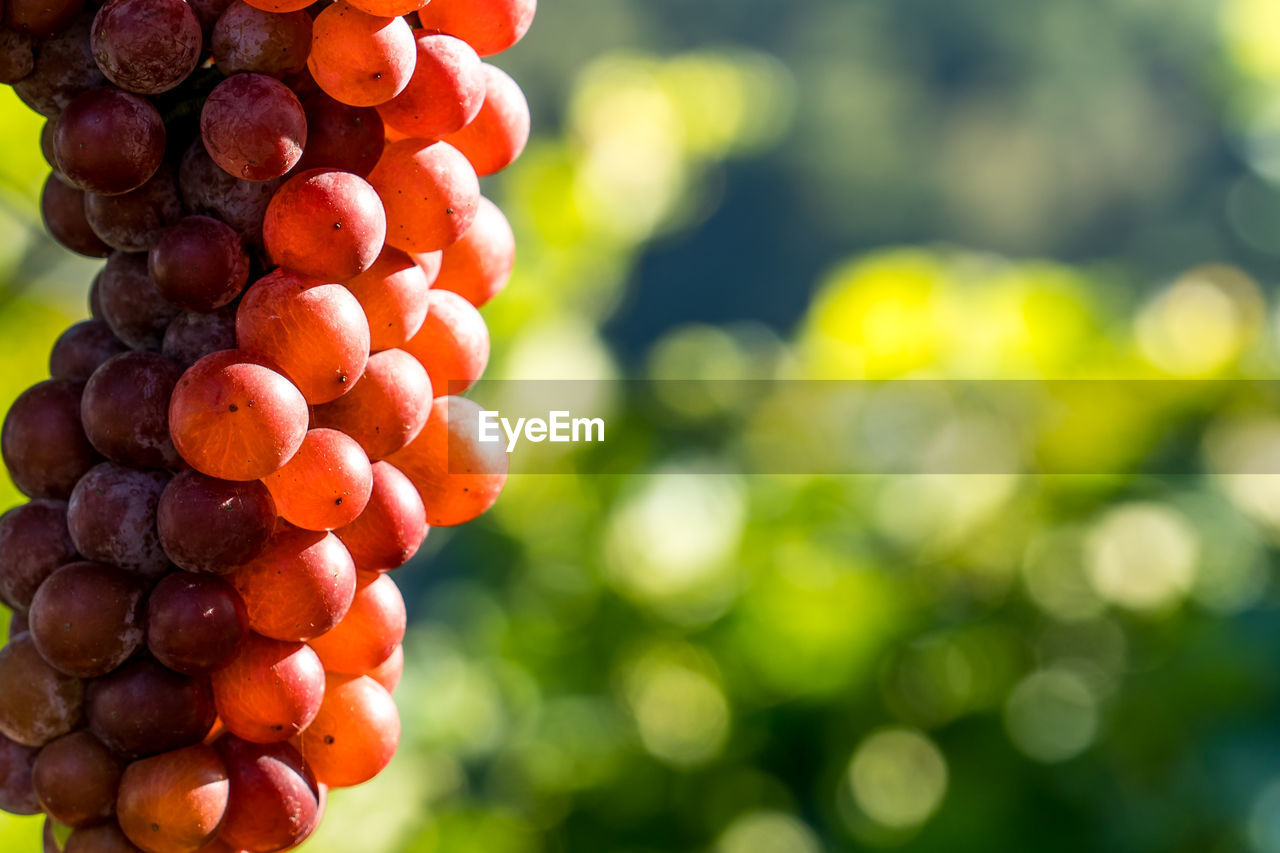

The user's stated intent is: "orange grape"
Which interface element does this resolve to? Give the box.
[261,429,373,531]
[210,633,325,744]
[232,523,357,641]
[261,168,386,282]
[433,196,515,307]
[168,350,308,482]
[386,395,508,527]
[443,65,529,176]
[308,570,406,674]
[377,33,484,140]
[341,245,430,352]
[117,745,229,853]
[402,288,490,395]
[416,0,536,57]
[310,349,431,461]
[333,461,427,570]
[366,645,403,693]
[367,139,479,253]
[295,675,398,789]
[235,270,370,405]
[307,2,415,107]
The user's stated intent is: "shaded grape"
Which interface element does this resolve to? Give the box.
[0,500,77,611]
[295,91,384,177]
[0,731,40,815]
[81,351,183,469]
[212,1,311,78]
[161,308,238,368]
[67,463,170,578]
[149,216,249,312]
[41,174,111,258]
[146,573,248,673]
[54,87,165,196]
[0,29,35,84]
[177,140,282,248]
[91,0,203,95]
[32,730,123,827]
[84,164,183,253]
[0,633,85,748]
[201,73,307,182]
[11,12,105,117]
[87,659,217,758]
[2,379,101,501]
[50,320,128,382]
[28,561,146,678]
[98,251,182,351]
[158,471,276,575]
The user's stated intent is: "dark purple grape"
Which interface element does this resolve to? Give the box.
[201,72,307,182]
[42,817,59,853]
[50,320,129,382]
[87,659,216,758]
[0,500,77,611]
[67,463,170,578]
[89,270,105,321]
[81,351,183,469]
[33,730,123,827]
[161,308,237,367]
[4,0,84,38]
[54,87,165,196]
[149,216,250,312]
[65,821,144,853]
[0,29,35,84]
[0,731,39,815]
[40,120,59,174]
[178,140,282,248]
[188,0,233,37]
[0,633,84,747]
[157,471,275,574]
[9,610,29,640]
[41,175,111,259]
[213,2,311,78]
[84,164,183,252]
[12,12,105,117]
[296,91,384,178]
[98,251,181,350]
[147,573,248,673]
[1,379,101,500]
[29,561,147,677]
[215,735,319,851]
[91,0,202,95]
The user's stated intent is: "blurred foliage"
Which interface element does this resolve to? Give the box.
[8,1,1280,851]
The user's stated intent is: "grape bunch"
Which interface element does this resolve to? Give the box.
[0,0,530,848]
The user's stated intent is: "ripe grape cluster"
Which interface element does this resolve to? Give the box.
[0,0,530,848]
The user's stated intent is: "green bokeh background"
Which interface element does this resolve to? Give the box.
[10,0,1280,850]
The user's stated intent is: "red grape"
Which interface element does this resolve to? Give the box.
[416,0,536,57]
[178,140,282,248]
[67,463,170,578]
[232,523,357,640]
[212,2,312,78]
[11,12,104,117]
[168,350,309,482]
[403,288,490,394]
[54,87,166,196]
[311,349,431,460]
[387,395,508,527]
[28,561,147,678]
[261,168,386,281]
[296,91,385,177]
[444,64,530,176]
[162,308,238,368]
[308,569,405,673]
[0,633,85,747]
[91,0,202,95]
[368,139,479,252]
[261,429,373,531]
[340,245,430,351]
[98,250,182,351]
[149,216,250,312]
[147,573,249,674]
[366,644,403,693]
[4,0,84,39]
[295,674,398,788]
[0,731,40,815]
[235,270,371,404]
[307,1,415,107]
[378,33,484,140]
[81,351,184,469]
[2,379,101,501]
[117,744,229,853]
[0,29,34,84]
[84,164,184,253]
[158,471,276,575]
[333,462,427,570]
[41,175,111,259]
[201,73,307,182]
[64,823,146,853]
[32,731,123,827]
[88,659,217,758]
[214,736,320,852]
[210,632,324,743]
[432,196,515,307]
[0,500,76,611]
[188,0,233,36]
